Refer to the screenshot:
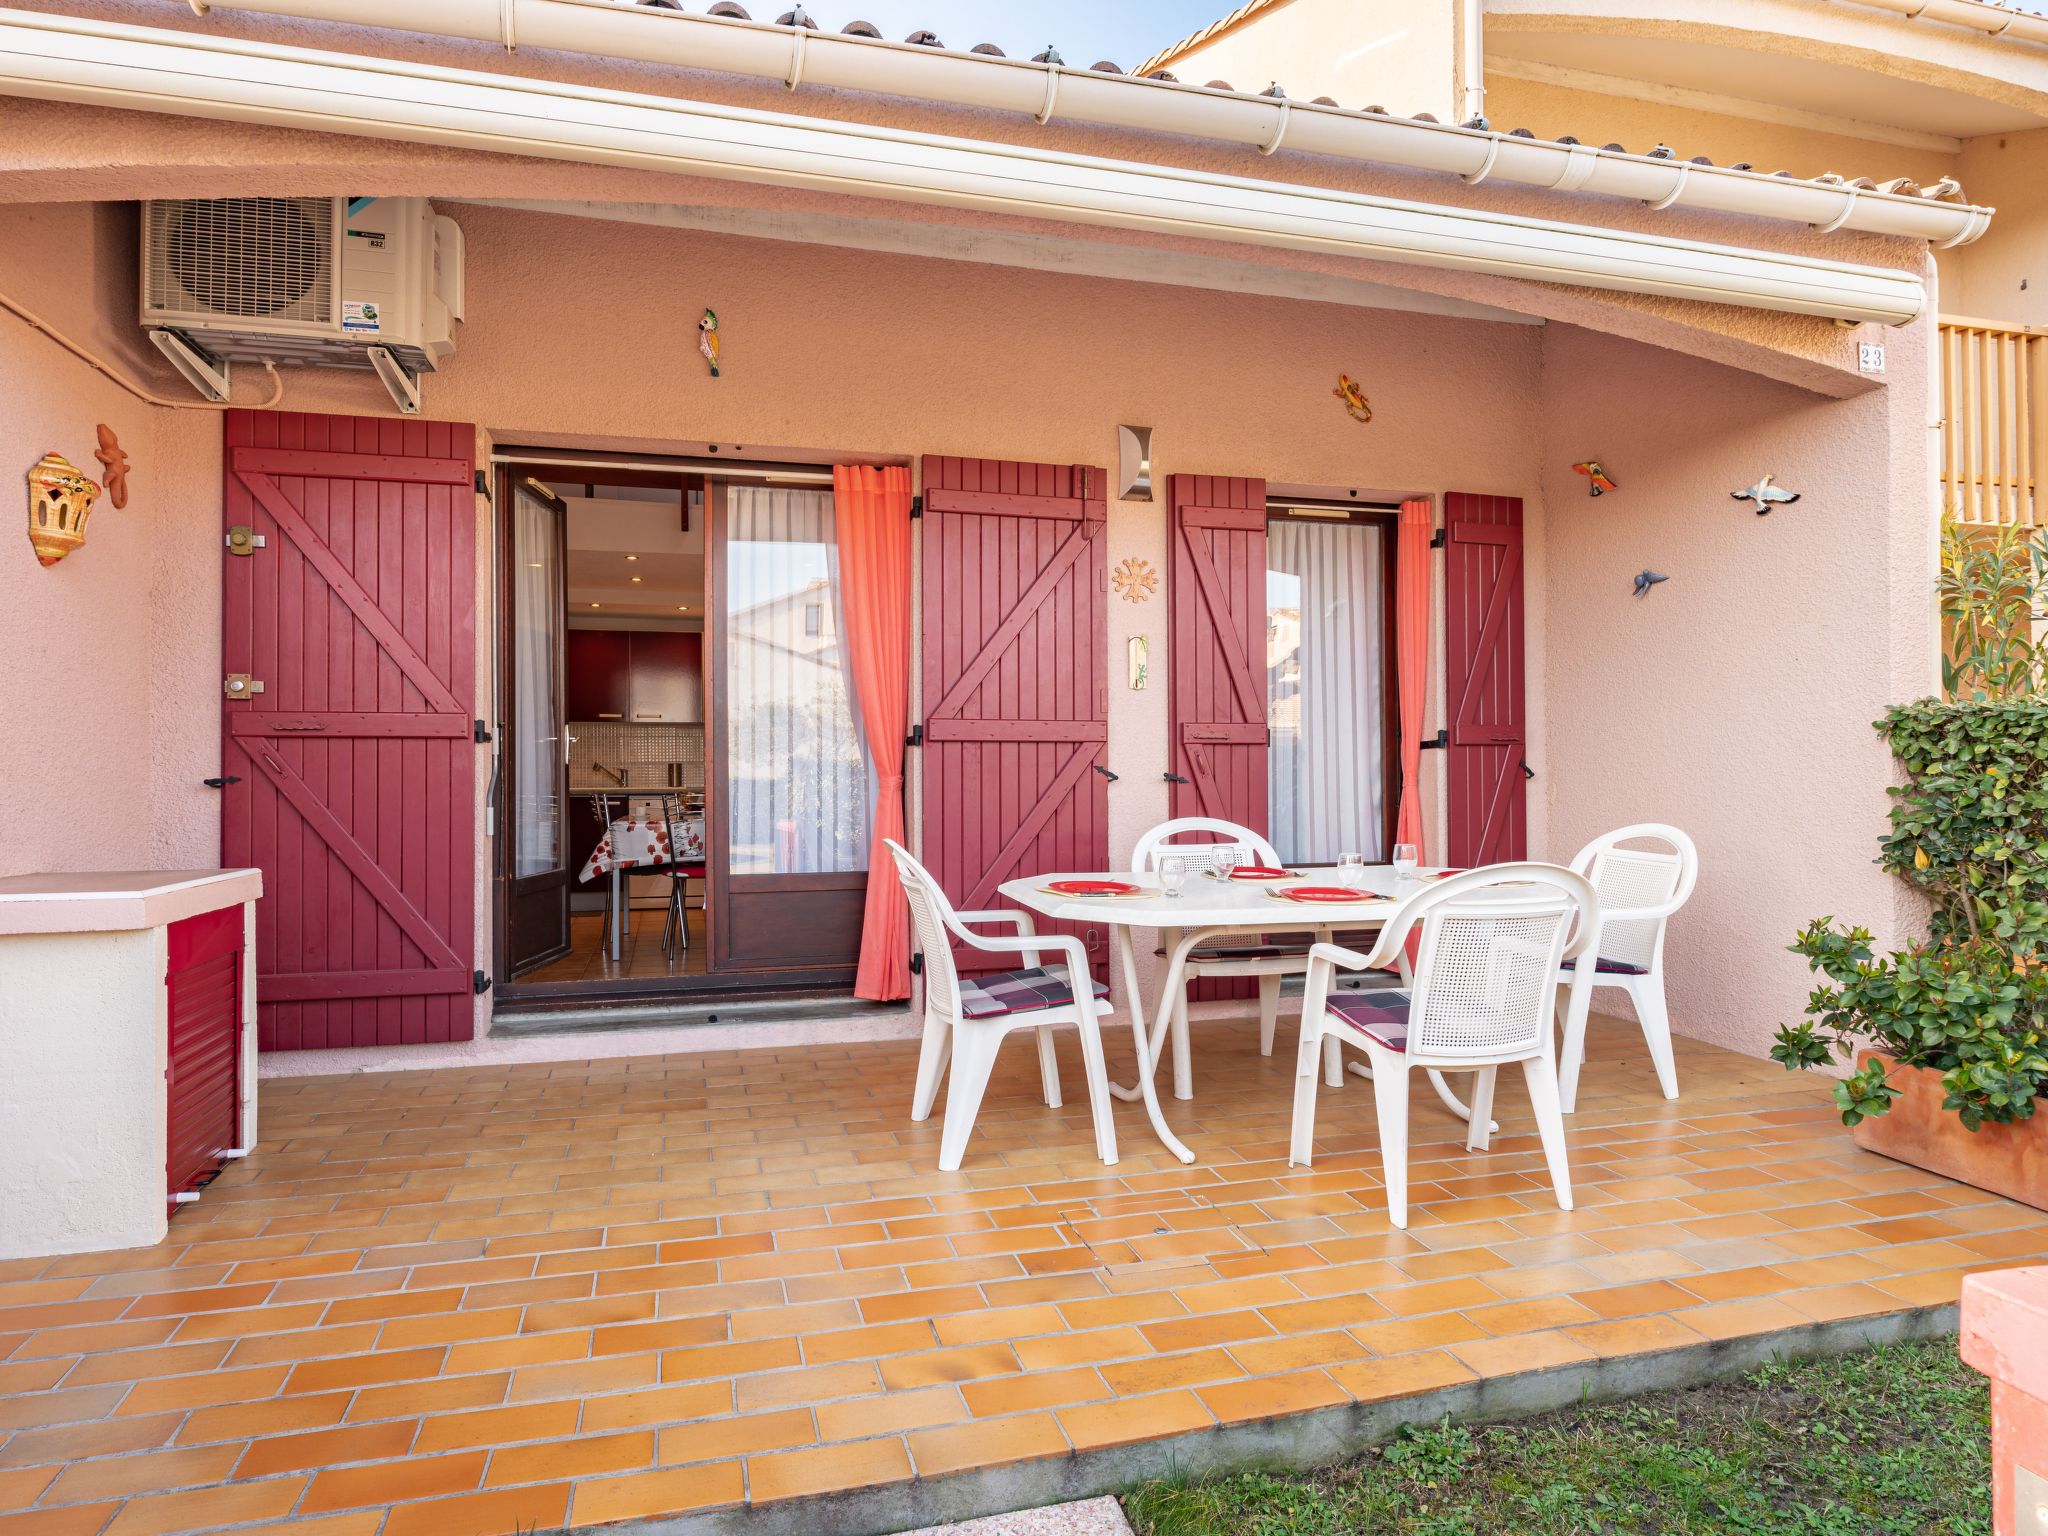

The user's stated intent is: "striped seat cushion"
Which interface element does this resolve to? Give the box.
[958,966,1110,1020]
[1167,941,1313,961]
[1327,990,1411,1051]
[1561,956,1649,975]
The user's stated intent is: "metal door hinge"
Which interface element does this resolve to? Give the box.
[201,775,243,789]
[1418,729,1449,750]
[906,724,924,747]
[1520,758,1536,780]
[225,526,265,556]
[1092,764,1119,782]
[908,951,923,976]
[473,970,492,995]
[909,495,923,519]
[474,469,489,495]
[473,719,493,744]
[1163,771,1190,785]
[1429,527,1447,549]
[223,674,264,699]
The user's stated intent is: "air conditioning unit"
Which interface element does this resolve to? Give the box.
[140,196,464,414]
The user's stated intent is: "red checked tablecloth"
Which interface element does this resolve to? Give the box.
[579,817,705,882]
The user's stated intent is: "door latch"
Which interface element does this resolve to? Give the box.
[222,674,265,699]
[224,526,265,556]
[201,775,243,789]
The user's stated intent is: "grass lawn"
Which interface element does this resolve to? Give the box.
[1123,1339,1990,1536]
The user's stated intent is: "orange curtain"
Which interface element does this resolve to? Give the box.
[1394,498,1434,862]
[833,465,914,1001]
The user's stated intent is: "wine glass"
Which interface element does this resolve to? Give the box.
[1211,845,1243,880]
[1337,852,1366,890]
[1158,855,1188,899]
[1392,843,1420,882]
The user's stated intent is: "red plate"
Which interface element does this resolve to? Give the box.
[1430,869,1468,880]
[1227,866,1298,881]
[1273,885,1367,903]
[1046,879,1140,896]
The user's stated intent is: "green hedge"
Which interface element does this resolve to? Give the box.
[1773,701,2048,1130]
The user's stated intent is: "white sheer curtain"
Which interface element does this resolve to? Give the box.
[725,486,872,874]
[1267,518,1387,864]
[511,484,562,879]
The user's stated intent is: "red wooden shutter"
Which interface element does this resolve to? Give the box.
[166,906,243,1206]
[221,411,478,1050]
[920,456,1109,970]
[1445,492,1527,866]
[1168,474,1269,828]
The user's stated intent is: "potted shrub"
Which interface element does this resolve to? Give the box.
[1773,699,2048,1210]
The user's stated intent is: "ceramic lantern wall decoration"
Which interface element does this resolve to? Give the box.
[25,452,102,567]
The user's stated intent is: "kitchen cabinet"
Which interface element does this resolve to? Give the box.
[628,632,703,723]
[566,629,631,721]
[566,628,702,724]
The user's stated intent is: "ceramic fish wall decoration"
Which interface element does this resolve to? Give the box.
[1633,569,1669,597]
[1333,374,1372,423]
[698,309,720,377]
[26,452,102,567]
[94,424,130,509]
[1732,474,1801,515]
[1573,460,1618,496]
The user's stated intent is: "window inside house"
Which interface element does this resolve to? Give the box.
[724,486,872,875]
[1266,511,1391,864]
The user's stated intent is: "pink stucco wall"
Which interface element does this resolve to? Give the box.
[0,179,1939,1058]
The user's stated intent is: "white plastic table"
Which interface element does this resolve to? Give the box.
[998,866,1420,1165]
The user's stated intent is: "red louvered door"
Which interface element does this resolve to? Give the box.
[1168,474,1270,828]
[221,411,478,1050]
[1445,492,1527,865]
[920,456,1109,972]
[166,906,242,1207]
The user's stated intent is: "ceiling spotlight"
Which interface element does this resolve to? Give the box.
[625,554,639,562]
[589,602,601,609]
[630,576,643,584]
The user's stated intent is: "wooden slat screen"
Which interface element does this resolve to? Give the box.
[1941,315,2047,528]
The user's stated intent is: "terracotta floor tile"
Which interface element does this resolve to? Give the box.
[486,1429,653,1486]
[0,1468,56,1510]
[1449,1329,1598,1379]
[569,1461,745,1527]
[346,1373,508,1422]
[1676,1298,1812,1341]
[413,1400,580,1454]
[300,1452,486,1514]
[816,1385,967,1440]
[0,1507,119,1536]
[1137,1309,1274,1355]
[1351,1311,1490,1355]
[1012,1326,1149,1373]
[734,1360,878,1413]
[658,1405,814,1465]
[909,1410,1070,1477]
[100,1477,307,1536]
[856,1286,985,1326]
[1563,1314,1712,1358]
[878,1344,1021,1391]
[283,1348,444,1396]
[1464,1296,1598,1336]
[960,1364,1109,1418]
[1780,1283,1901,1323]
[1872,1269,1970,1307]
[746,1437,914,1504]
[659,1338,800,1383]
[383,1482,571,1536]
[236,1420,419,1479]
[506,1353,657,1404]
[1198,1369,1349,1425]
[1328,1350,1477,1403]
[1058,1389,1214,1452]
[580,1382,731,1435]
[1577,1280,1698,1319]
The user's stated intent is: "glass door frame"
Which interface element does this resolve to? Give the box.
[1264,502,1404,862]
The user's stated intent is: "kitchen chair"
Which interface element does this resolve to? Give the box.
[1289,864,1595,1228]
[1554,823,1698,1112]
[656,792,695,962]
[885,840,1117,1173]
[1129,817,1376,1100]
[588,792,620,953]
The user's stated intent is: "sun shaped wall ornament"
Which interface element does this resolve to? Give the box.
[1112,556,1159,603]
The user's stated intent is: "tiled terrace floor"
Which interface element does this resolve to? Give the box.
[3,1016,2045,1536]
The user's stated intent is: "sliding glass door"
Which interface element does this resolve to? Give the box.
[498,476,571,976]
[1266,512,1394,865]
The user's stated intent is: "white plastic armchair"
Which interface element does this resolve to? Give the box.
[1554,824,1697,1112]
[1289,864,1595,1228]
[885,840,1117,1173]
[1128,817,1310,1098]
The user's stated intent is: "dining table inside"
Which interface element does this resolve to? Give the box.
[998,863,1428,1165]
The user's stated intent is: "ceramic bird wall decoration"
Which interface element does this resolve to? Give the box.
[1333,374,1372,423]
[1732,474,1801,515]
[1573,460,1618,497]
[94,424,130,509]
[1633,569,1669,597]
[698,309,720,377]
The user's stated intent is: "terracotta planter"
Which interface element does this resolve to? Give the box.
[1852,1051,2048,1212]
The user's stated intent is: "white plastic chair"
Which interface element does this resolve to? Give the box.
[885,840,1117,1173]
[1289,864,1595,1229]
[1553,824,1697,1112]
[1129,817,1335,1100]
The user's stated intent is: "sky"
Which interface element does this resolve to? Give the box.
[774,2,1232,71]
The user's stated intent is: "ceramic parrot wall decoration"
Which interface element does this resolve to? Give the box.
[698,309,720,377]
[1333,374,1372,423]
[1573,460,1618,496]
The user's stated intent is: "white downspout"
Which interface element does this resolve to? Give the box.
[1460,0,1486,126]
[57,1,1999,246]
